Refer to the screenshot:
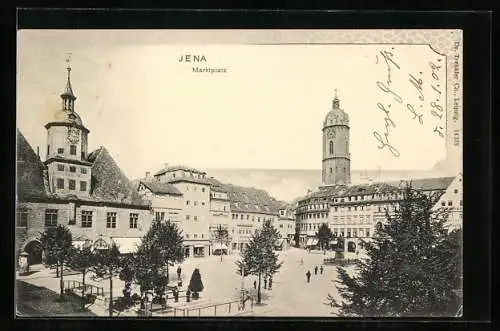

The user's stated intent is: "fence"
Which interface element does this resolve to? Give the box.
[163,297,254,317]
[63,279,105,296]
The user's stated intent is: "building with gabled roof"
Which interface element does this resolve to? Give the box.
[16,65,151,265]
[137,166,284,255]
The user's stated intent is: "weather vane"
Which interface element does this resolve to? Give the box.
[65,52,72,71]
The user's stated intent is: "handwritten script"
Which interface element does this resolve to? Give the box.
[373,49,445,158]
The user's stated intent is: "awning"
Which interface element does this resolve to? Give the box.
[72,241,86,249]
[112,237,142,254]
[306,238,318,246]
[212,243,228,250]
[194,244,205,248]
[93,238,110,250]
[330,240,338,245]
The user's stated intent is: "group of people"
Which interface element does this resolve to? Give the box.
[253,276,273,290]
[305,265,324,283]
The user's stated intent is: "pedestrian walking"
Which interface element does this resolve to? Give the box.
[264,277,267,289]
[320,266,324,275]
[306,270,311,283]
[177,265,182,286]
[253,280,257,289]
[300,258,304,265]
[314,266,318,275]
[268,277,273,290]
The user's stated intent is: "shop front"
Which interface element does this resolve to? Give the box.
[193,244,205,257]
[211,242,229,255]
[183,241,209,258]
[305,238,318,250]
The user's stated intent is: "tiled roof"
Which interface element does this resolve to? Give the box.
[222,183,280,215]
[87,147,149,206]
[211,186,228,193]
[205,177,228,193]
[297,177,455,206]
[154,165,206,176]
[336,182,400,197]
[166,177,212,186]
[16,130,48,200]
[386,177,455,191]
[139,180,182,196]
[16,131,148,207]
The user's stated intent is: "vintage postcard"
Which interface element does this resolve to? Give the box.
[16,29,463,317]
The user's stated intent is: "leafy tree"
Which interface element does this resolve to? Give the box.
[134,221,184,303]
[91,243,124,317]
[188,268,204,299]
[316,223,333,252]
[67,245,95,310]
[237,220,283,304]
[327,183,461,317]
[213,224,230,262]
[40,225,73,300]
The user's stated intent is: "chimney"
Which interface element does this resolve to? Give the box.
[145,171,150,179]
[36,146,40,158]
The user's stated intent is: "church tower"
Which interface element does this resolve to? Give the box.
[322,90,351,186]
[44,59,92,197]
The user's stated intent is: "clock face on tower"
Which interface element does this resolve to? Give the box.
[67,127,80,144]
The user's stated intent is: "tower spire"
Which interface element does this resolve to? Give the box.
[332,89,340,108]
[61,54,76,111]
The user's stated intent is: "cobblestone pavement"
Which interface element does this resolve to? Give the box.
[16,248,343,317]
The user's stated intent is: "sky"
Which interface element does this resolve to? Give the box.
[17,30,449,181]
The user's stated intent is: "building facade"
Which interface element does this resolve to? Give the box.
[136,169,283,256]
[275,207,296,250]
[152,165,212,258]
[295,91,463,257]
[16,65,151,265]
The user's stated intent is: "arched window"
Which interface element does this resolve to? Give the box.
[329,141,334,155]
[347,241,356,253]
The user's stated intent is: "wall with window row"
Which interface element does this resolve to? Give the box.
[16,201,151,251]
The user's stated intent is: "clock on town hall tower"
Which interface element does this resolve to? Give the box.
[321,90,351,186]
[43,60,92,197]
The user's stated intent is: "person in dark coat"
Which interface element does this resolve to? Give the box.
[268,277,273,290]
[314,266,318,275]
[263,277,267,289]
[306,270,311,283]
[177,266,182,278]
[253,280,257,289]
[320,266,324,275]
